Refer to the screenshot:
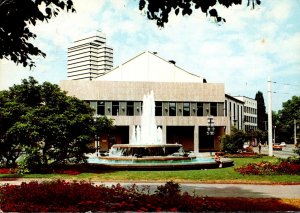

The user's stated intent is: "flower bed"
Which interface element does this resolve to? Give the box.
[0,168,11,174]
[224,152,261,158]
[0,180,221,212]
[0,180,299,212]
[235,161,300,175]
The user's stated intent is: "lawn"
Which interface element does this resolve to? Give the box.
[1,156,300,184]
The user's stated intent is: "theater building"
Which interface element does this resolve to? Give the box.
[60,51,230,153]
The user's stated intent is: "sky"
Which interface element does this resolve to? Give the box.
[0,0,299,111]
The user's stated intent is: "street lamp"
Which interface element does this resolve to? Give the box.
[94,116,100,156]
[95,135,99,156]
[207,115,215,156]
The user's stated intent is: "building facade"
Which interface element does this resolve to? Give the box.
[60,51,230,153]
[225,94,244,131]
[234,96,257,131]
[67,31,113,80]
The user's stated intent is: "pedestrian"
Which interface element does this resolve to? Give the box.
[258,141,262,154]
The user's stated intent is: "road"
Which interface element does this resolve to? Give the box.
[253,144,298,158]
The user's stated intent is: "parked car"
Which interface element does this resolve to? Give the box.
[279,142,287,147]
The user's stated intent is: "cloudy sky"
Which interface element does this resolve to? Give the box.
[0,0,299,111]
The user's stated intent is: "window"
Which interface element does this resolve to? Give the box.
[97,101,105,115]
[183,102,190,116]
[112,101,119,115]
[197,102,203,116]
[210,103,217,116]
[127,101,134,116]
[169,102,176,116]
[155,101,162,116]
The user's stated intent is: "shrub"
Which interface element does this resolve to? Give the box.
[221,127,246,154]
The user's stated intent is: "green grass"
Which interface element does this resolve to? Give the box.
[1,156,300,184]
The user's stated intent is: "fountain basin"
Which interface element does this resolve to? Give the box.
[88,143,234,170]
[87,156,234,170]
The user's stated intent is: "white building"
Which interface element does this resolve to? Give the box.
[235,96,257,131]
[225,94,244,131]
[67,31,113,80]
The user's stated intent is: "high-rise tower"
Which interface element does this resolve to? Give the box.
[67,31,113,80]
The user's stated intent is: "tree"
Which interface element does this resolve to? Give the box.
[0,77,114,171]
[139,0,261,27]
[0,77,40,167]
[0,0,75,68]
[277,96,300,144]
[255,91,267,131]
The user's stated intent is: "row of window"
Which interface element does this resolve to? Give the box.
[244,115,257,124]
[245,125,257,131]
[244,106,257,114]
[90,101,224,117]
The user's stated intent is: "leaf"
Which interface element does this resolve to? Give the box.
[139,0,146,10]
[208,8,218,17]
[45,7,52,17]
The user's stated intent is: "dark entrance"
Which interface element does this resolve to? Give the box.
[112,126,129,145]
[198,126,214,150]
[167,126,194,151]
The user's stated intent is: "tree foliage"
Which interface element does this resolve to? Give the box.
[0,0,75,68]
[0,77,113,171]
[276,96,300,143]
[255,91,267,131]
[139,0,261,27]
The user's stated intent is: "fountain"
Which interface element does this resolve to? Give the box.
[88,91,233,170]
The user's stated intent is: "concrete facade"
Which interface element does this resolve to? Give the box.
[60,51,230,153]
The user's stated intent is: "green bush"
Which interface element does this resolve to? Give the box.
[221,128,246,154]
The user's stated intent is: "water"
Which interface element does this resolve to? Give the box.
[88,156,215,165]
[130,91,163,145]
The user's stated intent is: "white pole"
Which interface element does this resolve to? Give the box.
[294,119,297,147]
[295,119,297,146]
[267,77,273,156]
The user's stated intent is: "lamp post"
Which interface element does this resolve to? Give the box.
[95,135,99,156]
[207,115,215,156]
[94,116,100,156]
